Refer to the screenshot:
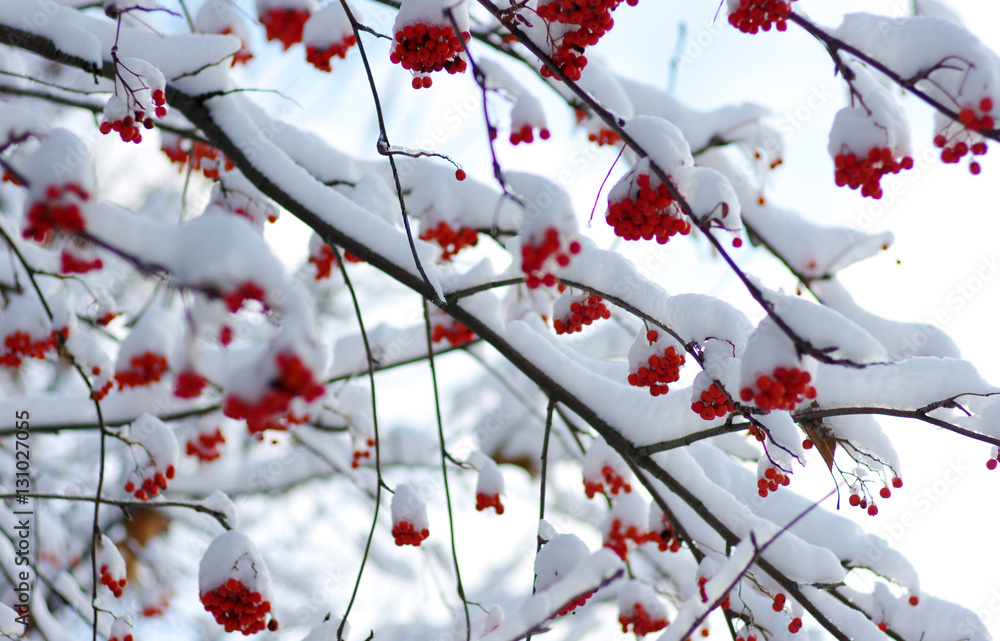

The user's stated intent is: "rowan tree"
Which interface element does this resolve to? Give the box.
[0,1,998,641]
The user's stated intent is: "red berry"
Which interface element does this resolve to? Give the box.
[891,476,903,488]
[455,168,466,181]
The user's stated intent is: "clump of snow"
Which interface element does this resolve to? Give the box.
[391,483,429,532]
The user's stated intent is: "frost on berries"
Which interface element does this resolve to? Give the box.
[108,615,133,641]
[534,532,594,616]
[583,440,632,499]
[828,65,914,199]
[223,350,325,434]
[257,0,319,50]
[99,58,168,144]
[195,1,254,66]
[607,169,689,243]
[390,0,471,88]
[99,535,128,597]
[0,293,66,369]
[627,329,685,397]
[618,581,669,636]
[506,173,581,288]
[552,292,611,335]
[468,452,505,515]
[603,493,661,561]
[391,483,430,546]
[199,531,277,635]
[303,2,357,71]
[509,93,550,145]
[535,0,639,81]
[727,0,795,34]
[122,414,178,501]
[18,130,95,243]
[114,309,176,390]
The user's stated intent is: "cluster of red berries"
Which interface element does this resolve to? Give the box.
[100,563,127,597]
[739,367,816,411]
[476,492,504,514]
[224,353,324,434]
[223,281,267,313]
[186,428,226,462]
[115,352,169,390]
[788,617,803,633]
[201,578,277,635]
[847,477,901,515]
[584,464,632,499]
[261,8,311,50]
[607,174,690,243]
[847,492,878,516]
[588,128,621,146]
[419,221,479,261]
[553,295,611,334]
[174,370,208,399]
[90,366,113,401]
[22,183,89,242]
[628,331,685,396]
[691,383,735,420]
[521,228,581,289]
[728,0,795,34]
[535,0,638,81]
[605,518,662,561]
[391,520,429,546]
[431,319,476,347]
[958,99,994,132]
[306,34,357,71]
[351,438,375,469]
[100,90,167,144]
[510,124,550,145]
[124,464,174,501]
[309,243,337,279]
[934,99,994,174]
[756,466,790,498]
[60,250,102,274]
[0,328,66,369]
[619,602,668,637]
[833,148,914,199]
[646,517,681,553]
[551,591,593,618]
[390,23,470,88]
